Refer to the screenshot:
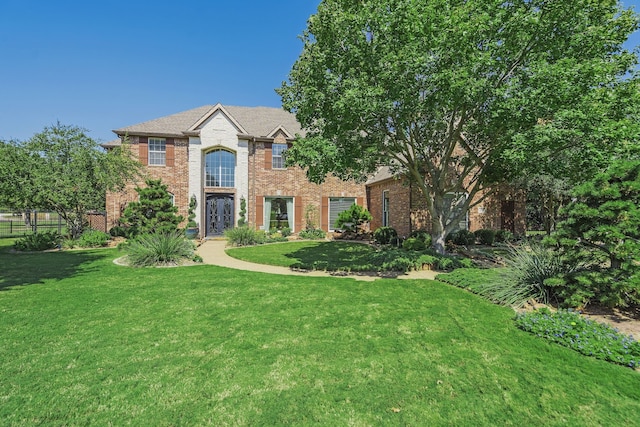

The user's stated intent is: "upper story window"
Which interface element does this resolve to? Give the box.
[205,149,235,187]
[272,143,287,169]
[148,137,166,166]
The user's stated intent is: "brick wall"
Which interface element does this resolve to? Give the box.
[367,177,412,237]
[367,176,527,237]
[248,136,367,232]
[105,136,190,229]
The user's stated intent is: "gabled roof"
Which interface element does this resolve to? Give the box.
[111,104,305,140]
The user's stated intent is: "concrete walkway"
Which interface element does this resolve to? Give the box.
[196,239,440,282]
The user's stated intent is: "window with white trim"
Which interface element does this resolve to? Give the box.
[329,197,356,231]
[382,191,389,227]
[168,192,175,206]
[205,149,235,187]
[272,143,287,169]
[148,137,166,166]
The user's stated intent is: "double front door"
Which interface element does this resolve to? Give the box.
[206,194,234,236]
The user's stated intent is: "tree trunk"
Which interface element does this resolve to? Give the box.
[431,218,447,255]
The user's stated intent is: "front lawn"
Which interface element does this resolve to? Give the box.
[226,240,374,269]
[1,239,639,425]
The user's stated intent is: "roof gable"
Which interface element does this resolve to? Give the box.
[113,104,305,139]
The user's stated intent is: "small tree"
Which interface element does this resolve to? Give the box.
[187,195,198,229]
[335,204,372,232]
[237,196,247,227]
[554,159,640,307]
[121,179,183,237]
[0,124,141,239]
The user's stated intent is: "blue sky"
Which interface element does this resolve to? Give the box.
[1,0,639,143]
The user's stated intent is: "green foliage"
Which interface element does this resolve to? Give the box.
[516,308,640,369]
[3,244,640,425]
[121,179,184,237]
[0,125,140,239]
[437,268,505,294]
[449,229,476,246]
[280,227,291,237]
[224,226,266,247]
[373,226,397,244]
[481,242,572,307]
[335,204,372,232]
[556,159,640,271]
[67,230,111,248]
[237,196,247,227]
[187,195,198,228]
[13,231,61,251]
[126,232,196,267]
[109,226,129,238]
[551,159,640,308]
[474,229,496,246]
[409,229,432,247]
[495,229,515,243]
[403,237,426,252]
[298,228,326,240]
[279,0,639,254]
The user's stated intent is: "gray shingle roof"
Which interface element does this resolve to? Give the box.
[112,104,304,139]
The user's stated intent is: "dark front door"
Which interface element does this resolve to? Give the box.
[206,194,234,236]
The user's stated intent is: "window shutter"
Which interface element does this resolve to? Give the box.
[321,197,329,231]
[264,142,272,169]
[255,196,264,227]
[294,197,303,232]
[166,138,175,167]
[357,197,364,207]
[139,137,148,166]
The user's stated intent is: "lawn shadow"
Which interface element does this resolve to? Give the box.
[0,246,110,291]
[283,240,404,278]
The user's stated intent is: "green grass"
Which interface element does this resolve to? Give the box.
[437,268,505,293]
[1,239,640,425]
[226,240,375,269]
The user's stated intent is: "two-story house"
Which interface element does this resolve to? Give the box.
[103,104,367,238]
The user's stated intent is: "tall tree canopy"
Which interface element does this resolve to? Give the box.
[0,123,141,238]
[278,0,639,253]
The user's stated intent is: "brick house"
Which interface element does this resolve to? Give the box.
[366,166,526,238]
[104,104,366,237]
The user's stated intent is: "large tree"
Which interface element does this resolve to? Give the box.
[0,123,141,238]
[278,0,638,253]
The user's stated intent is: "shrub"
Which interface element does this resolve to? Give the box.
[335,204,372,232]
[14,231,62,251]
[126,232,196,267]
[120,179,184,237]
[299,228,326,240]
[280,227,292,237]
[403,237,426,251]
[389,236,404,247]
[64,230,111,248]
[237,197,247,227]
[409,229,432,247]
[109,226,130,238]
[478,242,572,307]
[515,308,640,369]
[225,226,266,246]
[373,226,398,244]
[495,229,515,243]
[71,230,111,248]
[382,256,415,272]
[449,229,476,246]
[547,270,640,309]
[474,229,496,246]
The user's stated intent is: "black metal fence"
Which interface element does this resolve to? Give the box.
[0,210,107,238]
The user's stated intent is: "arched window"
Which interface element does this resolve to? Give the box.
[205,149,235,187]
